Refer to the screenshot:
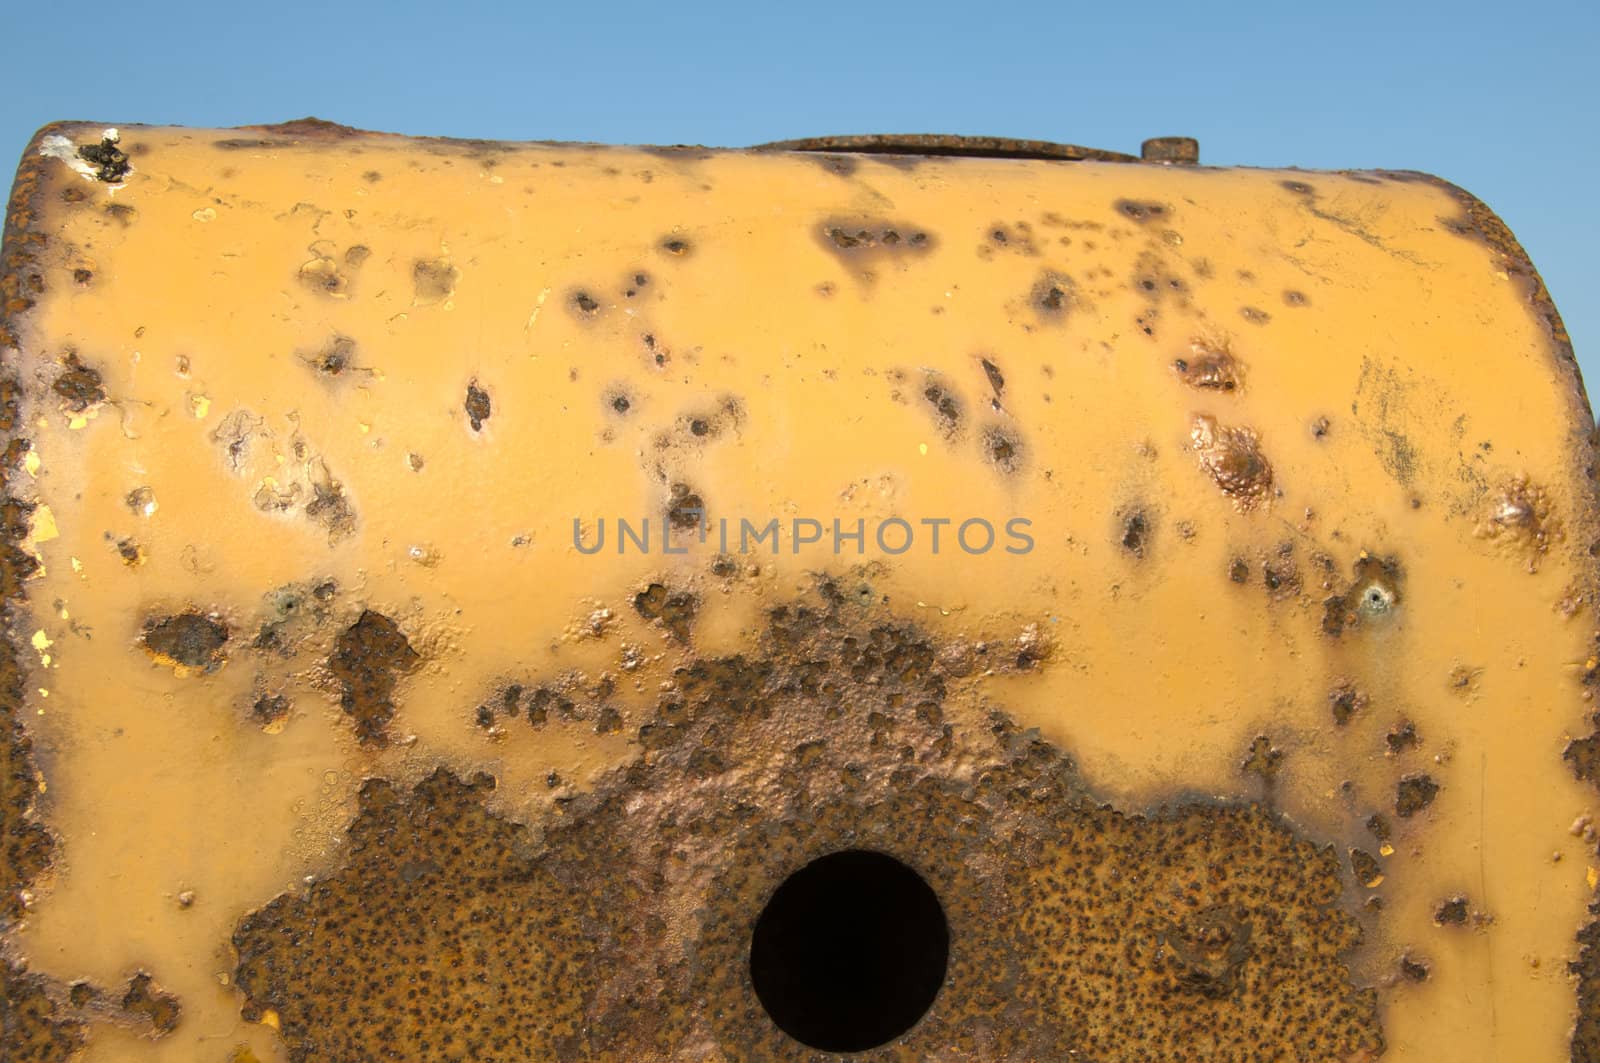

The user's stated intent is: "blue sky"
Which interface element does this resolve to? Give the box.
[3,0,1594,400]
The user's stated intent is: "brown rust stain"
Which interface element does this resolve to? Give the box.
[327,610,421,745]
[464,379,492,432]
[231,590,1381,1060]
[141,611,230,674]
[1189,414,1274,510]
[816,218,935,272]
[51,350,105,411]
[0,962,86,1060]
[1173,341,1243,392]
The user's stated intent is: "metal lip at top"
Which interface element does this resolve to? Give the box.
[752,132,1142,163]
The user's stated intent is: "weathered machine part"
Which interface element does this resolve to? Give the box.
[0,120,1595,1060]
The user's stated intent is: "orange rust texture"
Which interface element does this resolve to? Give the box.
[232,591,1381,1060]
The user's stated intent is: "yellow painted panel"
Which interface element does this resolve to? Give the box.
[0,121,1595,1060]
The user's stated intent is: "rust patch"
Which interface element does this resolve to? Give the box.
[77,135,130,183]
[1029,270,1075,320]
[231,592,1380,1060]
[1241,734,1282,781]
[1173,342,1242,392]
[327,610,420,745]
[0,962,86,1060]
[1120,509,1152,559]
[1321,554,1403,638]
[1116,199,1171,224]
[1330,682,1369,726]
[1476,476,1560,572]
[141,612,229,674]
[464,380,492,431]
[1386,721,1419,754]
[1434,897,1469,926]
[120,971,182,1036]
[922,377,963,435]
[1351,848,1384,889]
[666,482,706,530]
[817,219,934,269]
[1189,415,1273,510]
[307,335,356,377]
[52,351,105,412]
[1395,774,1440,818]
[982,425,1023,474]
[1573,898,1600,1057]
[632,582,698,641]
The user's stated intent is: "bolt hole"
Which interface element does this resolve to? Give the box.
[750,849,948,1052]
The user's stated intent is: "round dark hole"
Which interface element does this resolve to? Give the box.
[749,849,948,1052]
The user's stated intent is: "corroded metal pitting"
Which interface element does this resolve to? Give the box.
[0,119,1596,1061]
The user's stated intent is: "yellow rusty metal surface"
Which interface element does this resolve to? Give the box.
[0,121,1595,1060]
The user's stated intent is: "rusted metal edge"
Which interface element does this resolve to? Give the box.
[751,133,1140,163]
[1392,171,1588,420]
[0,122,82,1051]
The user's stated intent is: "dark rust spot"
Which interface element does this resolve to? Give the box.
[818,219,933,265]
[922,379,962,434]
[1116,199,1170,223]
[465,380,492,431]
[1030,270,1075,318]
[141,612,229,673]
[1120,510,1151,558]
[1,962,85,1058]
[1322,554,1403,637]
[983,426,1022,474]
[252,694,290,729]
[980,357,1005,399]
[1395,774,1439,818]
[310,335,355,376]
[1350,848,1383,889]
[666,482,705,530]
[77,135,130,182]
[1566,733,1600,783]
[1386,721,1419,754]
[120,972,181,1036]
[1172,344,1242,391]
[632,582,698,642]
[52,352,105,412]
[1190,416,1272,510]
[572,290,600,317]
[1330,683,1368,726]
[1241,735,1282,781]
[1434,897,1469,926]
[327,610,420,745]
